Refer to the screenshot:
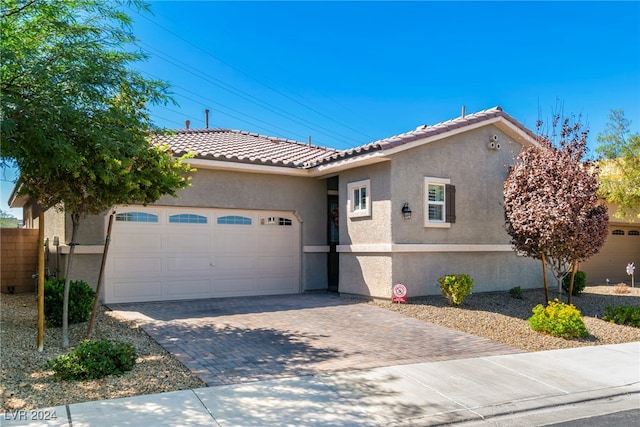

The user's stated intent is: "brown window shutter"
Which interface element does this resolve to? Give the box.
[445,184,456,223]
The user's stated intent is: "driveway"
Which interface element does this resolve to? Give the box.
[108,294,520,386]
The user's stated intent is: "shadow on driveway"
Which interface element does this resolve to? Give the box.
[108,293,520,386]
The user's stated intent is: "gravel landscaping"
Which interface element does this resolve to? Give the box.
[2,285,639,412]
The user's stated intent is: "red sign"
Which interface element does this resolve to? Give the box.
[392,284,407,303]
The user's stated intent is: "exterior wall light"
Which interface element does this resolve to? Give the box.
[402,202,412,220]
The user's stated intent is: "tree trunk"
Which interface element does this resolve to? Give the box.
[62,213,80,348]
[567,262,578,305]
[37,213,45,352]
[541,253,549,304]
[87,210,115,339]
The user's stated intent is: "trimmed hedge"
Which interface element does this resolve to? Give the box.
[44,278,95,326]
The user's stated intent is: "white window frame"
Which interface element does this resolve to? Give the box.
[424,177,451,228]
[347,179,371,218]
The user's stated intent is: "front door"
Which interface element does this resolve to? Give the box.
[327,195,339,292]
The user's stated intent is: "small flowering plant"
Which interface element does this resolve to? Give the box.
[528,299,589,339]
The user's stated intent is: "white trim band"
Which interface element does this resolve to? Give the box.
[303,245,331,253]
[337,244,514,253]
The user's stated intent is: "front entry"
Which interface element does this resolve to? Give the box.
[327,195,339,292]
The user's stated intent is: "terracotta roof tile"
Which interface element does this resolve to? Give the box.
[303,106,538,167]
[155,107,536,170]
[153,128,337,168]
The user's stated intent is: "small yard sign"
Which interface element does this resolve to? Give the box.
[392,284,407,303]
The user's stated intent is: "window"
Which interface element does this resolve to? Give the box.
[347,179,371,218]
[217,215,252,225]
[169,214,207,224]
[424,177,455,228]
[261,217,292,226]
[612,230,625,235]
[115,212,158,223]
[628,230,639,236]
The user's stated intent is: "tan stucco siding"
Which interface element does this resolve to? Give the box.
[339,162,391,245]
[339,254,392,298]
[391,125,522,245]
[392,252,543,297]
[154,169,327,245]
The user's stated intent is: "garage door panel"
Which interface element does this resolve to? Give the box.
[167,256,211,273]
[258,277,297,292]
[113,257,163,275]
[256,232,295,252]
[167,233,209,251]
[214,256,256,276]
[213,278,257,293]
[259,256,295,275]
[105,206,300,303]
[112,280,163,301]
[111,233,162,252]
[166,279,210,297]
[215,232,256,253]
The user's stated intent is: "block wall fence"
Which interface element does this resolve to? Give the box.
[1,229,39,294]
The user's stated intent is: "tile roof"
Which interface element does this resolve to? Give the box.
[156,107,537,170]
[153,128,337,168]
[303,106,538,167]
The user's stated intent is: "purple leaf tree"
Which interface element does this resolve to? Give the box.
[504,114,609,304]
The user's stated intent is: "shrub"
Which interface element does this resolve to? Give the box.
[561,271,586,296]
[44,278,96,327]
[603,306,640,328]
[509,286,523,299]
[438,274,474,306]
[47,339,136,381]
[613,283,631,294]
[528,299,589,339]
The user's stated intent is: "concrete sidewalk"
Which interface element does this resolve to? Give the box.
[2,342,639,426]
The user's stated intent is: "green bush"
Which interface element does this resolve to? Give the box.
[561,271,586,296]
[528,299,589,339]
[438,274,474,306]
[47,339,136,381]
[44,278,96,327]
[509,286,523,299]
[602,306,640,328]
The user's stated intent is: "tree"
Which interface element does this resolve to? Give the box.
[0,208,18,227]
[1,0,192,347]
[504,114,609,304]
[596,109,640,219]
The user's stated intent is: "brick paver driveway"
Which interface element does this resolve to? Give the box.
[108,294,520,386]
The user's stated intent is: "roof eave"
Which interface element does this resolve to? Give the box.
[186,158,312,177]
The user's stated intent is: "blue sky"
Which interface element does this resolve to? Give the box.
[2,1,639,218]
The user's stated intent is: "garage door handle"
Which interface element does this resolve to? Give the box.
[210,263,215,267]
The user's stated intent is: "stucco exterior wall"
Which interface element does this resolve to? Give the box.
[338,162,391,245]
[339,254,392,298]
[392,252,543,297]
[391,125,522,244]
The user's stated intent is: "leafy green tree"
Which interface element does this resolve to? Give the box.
[0,208,18,228]
[596,109,640,219]
[1,0,192,346]
[504,114,609,304]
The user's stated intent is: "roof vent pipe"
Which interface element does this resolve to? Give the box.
[308,136,311,147]
[205,109,210,129]
[185,119,190,130]
[461,105,466,118]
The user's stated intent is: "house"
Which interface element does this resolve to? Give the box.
[10,106,636,303]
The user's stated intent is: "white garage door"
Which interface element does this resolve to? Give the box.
[582,225,640,284]
[104,206,300,303]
